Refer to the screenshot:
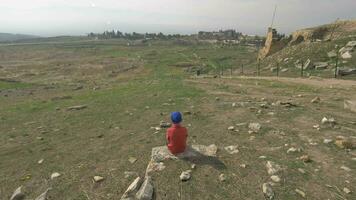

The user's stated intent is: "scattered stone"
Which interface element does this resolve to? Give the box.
[314,62,328,70]
[327,50,337,58]
[191,164,196,169]
[180,170,192,181]
[67,105,87,111]
[248,122,261,133]
[341,51,352,59]
[10,186,25,200]
[266,161,281,175]
[287,147,301,154]
[35,188,51,200]
[313,124,320,130]
[321,117,336,125]
[344,100,356,113]
[343,187,351,194]
[93,176,105,182]
[299,155,312,163]
[232,102,237,107]
[340,165,351,172]
[262,183,274,200]
[227,126,235,131]
[37,136,44,140]
[323,139,333,144]
[224,145,239,154]
[295,188,306,198]
[215,97,220,101]
[304,59,312,69]
[129,157,137,164]
[270,175,281,183]
[240,164,247,168]
[335,137,353,149]
[346,41,356,47]
[50,172,61,179]
[281,68,289,72]
[121,177,143,200]
[38,159,44,164]
[146,161,166,174]
[311,97,320,103]
[219,174,226,182]
[159,121,171,128]
[259,156,267,159]
[135,176,154,200]
[298,168,306,174]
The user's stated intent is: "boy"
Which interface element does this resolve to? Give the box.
[166,112,188,154]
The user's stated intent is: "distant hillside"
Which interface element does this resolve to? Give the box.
[0,33,40,42]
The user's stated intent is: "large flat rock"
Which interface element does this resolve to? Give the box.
[151,145,217,162]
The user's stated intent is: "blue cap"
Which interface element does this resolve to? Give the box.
[171,112,182,124]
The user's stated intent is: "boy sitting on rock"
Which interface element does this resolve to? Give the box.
[166,112,188,154]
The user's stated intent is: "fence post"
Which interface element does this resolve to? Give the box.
[300,60,304,77]
[257,59,260,76]
[230,66,233,76]
[334,53,339,78]
[241,64,244,75]
[276,62,279,77]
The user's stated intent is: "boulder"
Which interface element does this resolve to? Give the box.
[344,100,356,112]
[327,51,337,58]
[224,145,239,154]
[341,51,352,59]
[304,59,312,69]
[262,183,274,200]
[35,188,51,200]
[136,176,154,200]
[180,170,192,181]
[346,41,356,47]
[266,161,281,175]
[314,62,328,70]
[249,123,261,133]
[121,177,143,200]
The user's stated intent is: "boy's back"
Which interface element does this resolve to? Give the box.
[166,124,188,154]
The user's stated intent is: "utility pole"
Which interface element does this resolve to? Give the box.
[300,60,304,77]
[270,5,277,28]
[276,62,279,77]
[335,52,339,78]
[257,59,261,76]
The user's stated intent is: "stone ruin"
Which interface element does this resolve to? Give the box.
[258,27,288,59]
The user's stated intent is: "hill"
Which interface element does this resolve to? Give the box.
[0,32,40,42]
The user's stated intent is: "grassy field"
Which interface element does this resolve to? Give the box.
[0,38,355,199]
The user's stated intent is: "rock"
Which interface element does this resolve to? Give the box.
[232,102,237,107]
[10,186,25,200]
[224,145,239,154]
[183,111,192,115]
[93,176,105,182]
[121,177,143,200]
[227,126,235,131]
[38,159,44,164]
[299,155,312,163]
[248,123,261,133]
[35,188,51,200]
[146,161,166,174]
[50,172,61,179]
[281,68,289,72]
[67,105,87,111]
[215,97,220,101]
[128,157,137,164]
[314,62,328,70]
[323,139,333,144]
[240,164,247,168]
[343,187,351,194]
[344,100,356,112]
[339,46,354,54]
[270,175,281,183]
[295,188,306,198]
[159,121,171,128]
[136,176,154,200]
[327,51,337,58]
[262,183,274,200]
[266,161,281,175]
[304,59,312,69]
[340,165,351,172]
[335,137,353,149]
[124,171,138,179]
[321,117,336,125]
[341,51,352,59]
[311,97,320,103]
[219,174,226,182]
[191,164,196,169]
[180,170,192,181]
[346,41,356,47]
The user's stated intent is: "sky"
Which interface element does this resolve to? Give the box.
[1,0,356,36]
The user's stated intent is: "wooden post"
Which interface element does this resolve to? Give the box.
[257,59,260,76]
[335,53,339,78]
[276,62,279,77]
[230,66,233,76]
[241,64,244,75]
[300,60,304,77]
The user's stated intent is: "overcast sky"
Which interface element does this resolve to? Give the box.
[1,0,356,36]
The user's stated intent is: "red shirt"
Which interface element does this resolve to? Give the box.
[166,124,188,154]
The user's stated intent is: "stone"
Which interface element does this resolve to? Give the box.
[129,157,137,164]
[215,97,220,101]
[287,147,301,153]
[248,123,261,133]
[281,68,288,72]
[121,177,143,200]
[219,174,226,182]
[344,100,356,112]
[340,165,351,172]
[304,59,312,69]
[35,188,51,200]
[327,51,337,58]
[67,105,87,111]
[270,175,281,183]
[50,172,61,179]
[10,186,25,200]
[224,145,239,154]
[298,168,306,174]
[232,102,237,107]
[191,164,196,169]
[159,121,171,128]
[346,41,356,47]
[295,189,306,198]
[38,159,44,164]
[266,161,281,175]
[180,170,192,181]
[321,117,336,125]
[124,171,138,179]
[93,176,105,182]
[136,176,154,200]
[323,139,333,144]
[314,62,328,70]
[262,183,274,200]
[146,161,166,174]
[240,164,247,168]
[341,51,352,59]
[343,187,351,194]
[311,97,320,103]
